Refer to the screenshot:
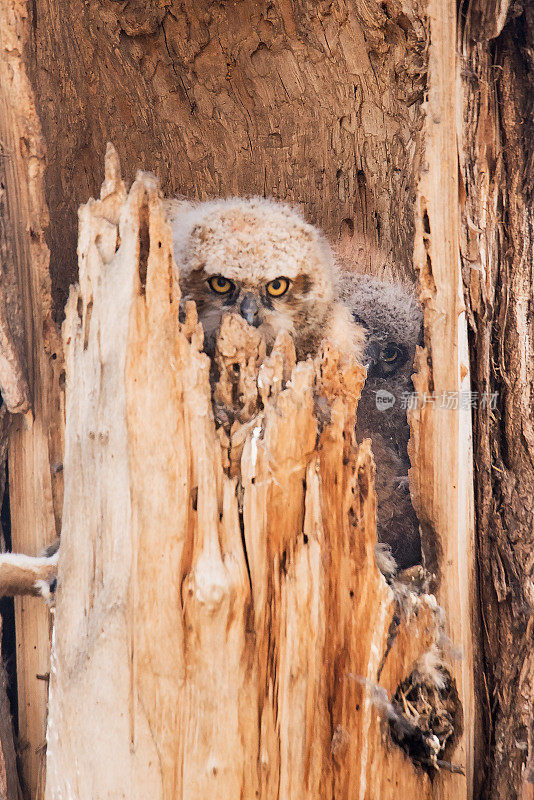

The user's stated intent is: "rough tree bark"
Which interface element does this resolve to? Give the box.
[458,3,534,799]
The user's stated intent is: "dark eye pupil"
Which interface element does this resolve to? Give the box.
[383,345,398,361]
[216,278,226,287]
[272,279,281,290]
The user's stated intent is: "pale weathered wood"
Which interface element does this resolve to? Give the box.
[408,1,476,798]
[45,152,456,800]
[0,2,64,796]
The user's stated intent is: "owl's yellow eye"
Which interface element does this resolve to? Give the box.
[381,344,401,363]
[266,277,290,297]
[208,276,235,294]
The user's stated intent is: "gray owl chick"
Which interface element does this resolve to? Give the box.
[337,272,423,571]
[166,197,365,363]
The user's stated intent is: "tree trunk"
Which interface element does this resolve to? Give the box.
[0,3,63,797]
[44,149,455,800]
[0,0,531,798]
[458,3,534,799]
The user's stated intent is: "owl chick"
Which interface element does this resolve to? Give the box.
[337,272,424,572]
[166,197,365,363]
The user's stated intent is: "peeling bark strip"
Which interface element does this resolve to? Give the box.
[45,150,456,799]
[459,4,534,799]
[0,18,31,416]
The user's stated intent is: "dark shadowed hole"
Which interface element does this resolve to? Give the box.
[238,507,252,593]
[83,299,93,351]
[0,464,18,735]
[389,667,462,774]
[138,202,150,293]
[340,217,354,239]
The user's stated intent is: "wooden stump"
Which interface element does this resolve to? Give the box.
[44,149,458,799]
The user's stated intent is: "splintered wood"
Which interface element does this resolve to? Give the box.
[45,149,452,800]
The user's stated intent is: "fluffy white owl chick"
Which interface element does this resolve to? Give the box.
[166,197,365,362]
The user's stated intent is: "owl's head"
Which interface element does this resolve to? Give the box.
[336,272,423,384]
[336,271,423,455]
[168,197,339,359]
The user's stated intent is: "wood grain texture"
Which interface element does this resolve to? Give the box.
[1,1,485,796]
[0,161,30,414]
[0,2,64,796]
[26,0,429,316]
[45,153,453,800]
[459,3,534,799]
[407,1,476,798]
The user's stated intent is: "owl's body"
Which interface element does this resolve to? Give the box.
[167,197,365,362]
[167,197,420,571]
[337,272,423,571]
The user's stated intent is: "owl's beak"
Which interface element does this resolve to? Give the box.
[363,339,380,368]
[240,293,261,327]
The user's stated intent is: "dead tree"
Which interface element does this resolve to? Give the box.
[0,0,532,798]
[458,5,534,799]
[43,150,460,799]
[0,139,468,797]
